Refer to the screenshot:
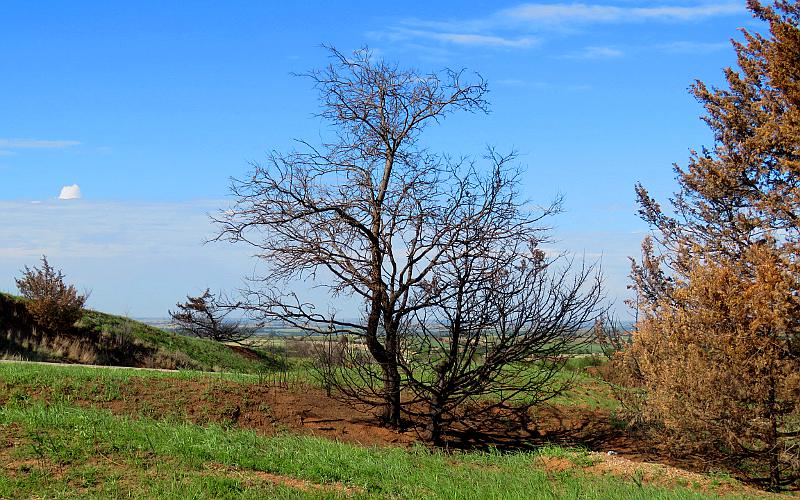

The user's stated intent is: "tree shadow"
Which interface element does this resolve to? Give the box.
[440,405,637,453]
[436,404,777,490]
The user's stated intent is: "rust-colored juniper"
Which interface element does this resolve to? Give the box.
[15,256,87,336]
[622,0,800,490]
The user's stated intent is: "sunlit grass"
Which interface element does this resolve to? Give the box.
[0,400,738,499]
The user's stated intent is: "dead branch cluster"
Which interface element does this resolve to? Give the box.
[169,289,255,343]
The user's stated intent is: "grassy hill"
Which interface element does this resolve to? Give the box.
[0,293,277,373]
[0,363,776,499]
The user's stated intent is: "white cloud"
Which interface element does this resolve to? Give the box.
[655,40,729,53]
[380,2,744,53]
[434,32,536,48]
[565,45,625,59]
[0,138,80,157]
[0,138,80,149]
[397,29,537,48]
[58,184,82,200]
[560,39,729,58]
[498,3,743,25]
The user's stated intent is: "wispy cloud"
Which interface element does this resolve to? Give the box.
[376,2,744,53]
[560,39,729,58]
[420,31,537,48]
[0,138,80,149]
[0,138,81,157]
[376,27,537,48]
[497,2,743,26]
[564,45,624,59]
[654,40,729,54]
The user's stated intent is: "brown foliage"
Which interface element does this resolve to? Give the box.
[14,256,87,336]
[624,1,800,489]
[624,247,800,484]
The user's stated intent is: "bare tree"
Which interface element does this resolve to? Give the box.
[214,46,601,429]
[313,164,603,443]
[169,289,255,343]
[402,250,602,444]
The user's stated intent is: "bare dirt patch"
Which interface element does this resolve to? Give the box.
[586,453,789,498]
[538,456,576,473]
[203,462,363,495]
[55,377,417,448]
[225,345,261,361]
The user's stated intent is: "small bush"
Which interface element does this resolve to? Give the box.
[15,256,87,335]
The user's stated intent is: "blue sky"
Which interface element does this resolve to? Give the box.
[1,1,756,318]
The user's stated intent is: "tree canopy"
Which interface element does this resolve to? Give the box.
[626,1,800,489]
[215,47,603,438]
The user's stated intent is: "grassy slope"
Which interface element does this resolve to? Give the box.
[0,403,738,499]
[1,292,274,373]
[78,309,275,373]
[0,364,768,499]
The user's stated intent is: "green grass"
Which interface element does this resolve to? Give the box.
[0,360,256,387]
[0,399,746,499]
[78,309,280,373]
[562,354,606,372]
[449,355,617,410]
[0,362,765,498]
[1,291,281,374]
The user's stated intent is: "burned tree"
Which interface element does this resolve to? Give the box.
[169,289,254,343]
[401,228,603,444]
[622,1,800,489]
[215,47,601,430]
[215,47,489,426]
[314,164,603,443]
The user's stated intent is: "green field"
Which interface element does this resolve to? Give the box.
[0,363,775,499]
[1,292,280,374]
[0,296,784,498]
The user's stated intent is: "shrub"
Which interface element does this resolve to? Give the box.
[15,256,87,335]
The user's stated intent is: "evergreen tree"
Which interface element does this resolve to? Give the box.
[627,1,800,489]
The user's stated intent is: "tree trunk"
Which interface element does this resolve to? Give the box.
[425,396,446,446]
[381,321,402,427]
[768,373,781,491]
[382,362,402,427]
